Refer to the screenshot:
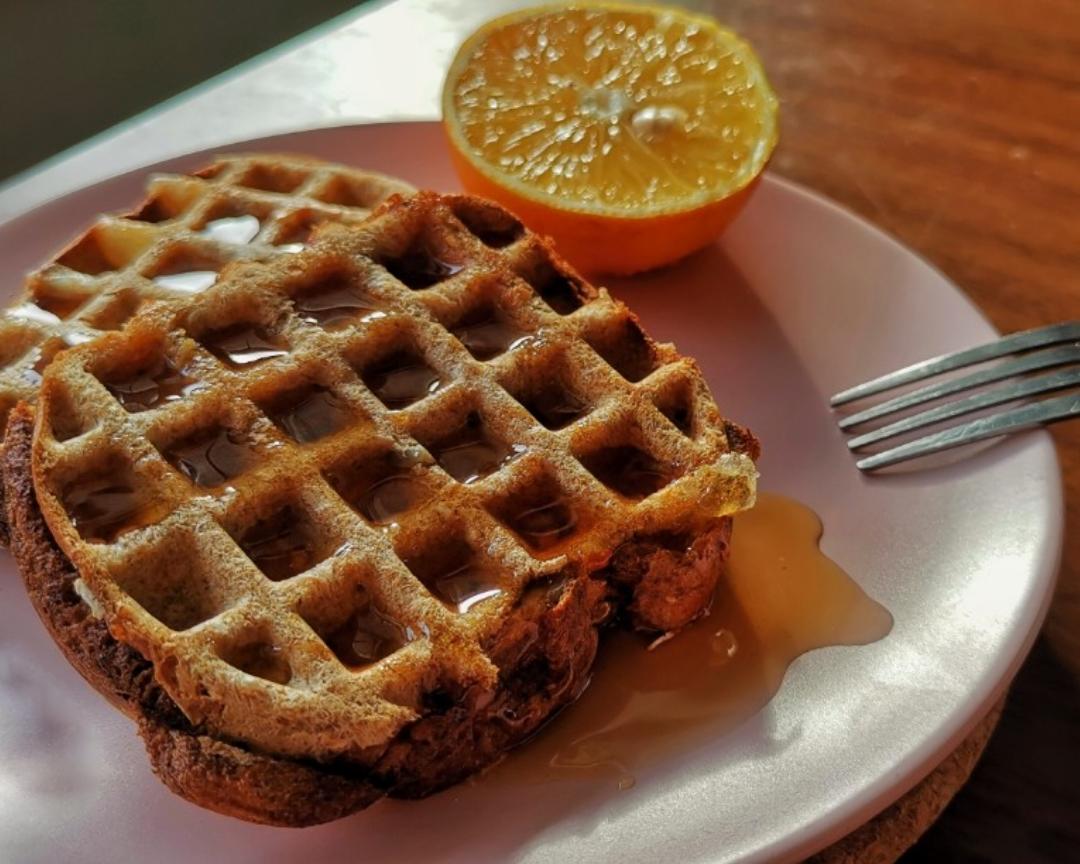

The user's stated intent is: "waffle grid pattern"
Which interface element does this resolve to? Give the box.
[0,154,414,434]
[32,192,756,761]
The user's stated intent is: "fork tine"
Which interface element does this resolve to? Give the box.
[855,391,1080,470]
[830,321,1080,407]
[837,344,1080,430]
[847,367,1080,449]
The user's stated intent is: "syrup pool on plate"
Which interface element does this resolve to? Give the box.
[483,492,893,790]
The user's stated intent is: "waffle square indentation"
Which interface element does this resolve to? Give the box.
[416,409,524,484]
[360,347,442,410]
[378,233,466,291]
[156,421,259,488]
[197,322,289,368]
[485,471,583,557]
[584,317,659,382]
[578,442,680,501]
[290,268,384,331]
[323,445,432,525]
[399,534,503,615]
[229,502,330,582]
[447,301,532,361]
[450,199,523,249]
[298,578,414,670]
[98,353,204,413]
[257,382,356,444]
[147,246,230,294]
[58,457,169,544]
[237,163,308,194]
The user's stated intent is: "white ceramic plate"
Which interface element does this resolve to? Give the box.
[0,123,1062,864]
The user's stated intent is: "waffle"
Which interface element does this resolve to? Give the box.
[13,191,758,823]
[0,153,414,438]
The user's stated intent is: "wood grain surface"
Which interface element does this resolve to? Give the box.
[689,1,1079,860]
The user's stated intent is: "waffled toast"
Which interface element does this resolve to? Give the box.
[0,152,414,443]
[8,190,757,825]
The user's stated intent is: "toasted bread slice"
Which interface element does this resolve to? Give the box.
[5,403,733,825]
[11,190,756,824]
[0,153,415,545]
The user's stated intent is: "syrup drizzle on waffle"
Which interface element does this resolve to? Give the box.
[0,153,414,436]
[30,191,757,762]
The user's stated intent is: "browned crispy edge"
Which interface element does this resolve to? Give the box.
[3,402,735,826]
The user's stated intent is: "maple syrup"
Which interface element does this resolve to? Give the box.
[235,507,316,581]
[200,323,287,367]
[324,450,429,525]
[20,343,60,387]
[324,597,409,667]
[484,493,893,789]
[362,351,442,409]
[222,641,292,685]
[163,425,256,487]
[580,444,674,499]
[62,471,165,544]
[293,274,383,330]
[362,474,426,524]
[8,302,61,326]
[153,270,218,293]
[381,246,464,290]
[33,290,86,321]
[503,496,578,554]
[403,537,504,614]
[427,413,523,483]
[433,562,504,613]
[200,214,261,245]
[102,356,203,412]
[518,382,589,430]
[261,384,352,443]
[451,307,532,361]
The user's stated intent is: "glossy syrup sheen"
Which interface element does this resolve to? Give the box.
[435,562,503,613]
[165,425,256,487]
[293,276,383,330]
[384,248,463,290]
[483,492,893,790]
[364,352,442,409]
[236,508,314,582]
[505,496,577,554]
[104,358,203,412]
[431,414,524,484]
[265,385,352,443]
[452,308,532,360]
[359,474,426,524]
[201,323,287,367]
[63,475,168,544]
[324,599,409,668]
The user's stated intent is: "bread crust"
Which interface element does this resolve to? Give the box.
[4,402,732,825]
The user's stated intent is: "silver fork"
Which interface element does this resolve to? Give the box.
[831,321,1080,471]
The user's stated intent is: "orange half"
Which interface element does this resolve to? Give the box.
[442,2,779,274]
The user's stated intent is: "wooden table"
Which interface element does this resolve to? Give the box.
[713,3,1080,860]
[1,1,1075,860]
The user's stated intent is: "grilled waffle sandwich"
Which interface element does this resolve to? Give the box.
[0,153,413,544]
[6,190,758,825]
